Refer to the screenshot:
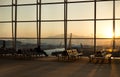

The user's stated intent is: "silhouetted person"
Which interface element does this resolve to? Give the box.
[36,46,48,57]
[95,51,102,57]
[1,40,6,49]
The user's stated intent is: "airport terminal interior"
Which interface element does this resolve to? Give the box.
[0,0,120,77]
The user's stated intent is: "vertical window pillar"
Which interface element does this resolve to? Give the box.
[14,0,17,51]
[39,0,41,48]
[94,0,96,53]
[36,0,39,47]
[113,0,115,50]
[64,0,67,50]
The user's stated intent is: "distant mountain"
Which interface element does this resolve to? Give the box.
[47,34,92,38]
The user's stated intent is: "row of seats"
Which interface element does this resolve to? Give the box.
[57,49,83,61]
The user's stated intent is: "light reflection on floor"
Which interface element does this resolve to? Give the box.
[0,57,120,77]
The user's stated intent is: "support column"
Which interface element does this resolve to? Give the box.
[64,0,67,50]
[94,0,97,53]
[113,0,115,50]
[39,0,41,48]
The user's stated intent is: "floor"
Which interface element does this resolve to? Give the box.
[0,57,120,77]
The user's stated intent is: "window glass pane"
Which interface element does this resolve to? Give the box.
[0,7,11,21]
[116,1,120,18]
[17,6,36,21]
[42,4,64,20]
[96,21,113,38]
[17,23,36,38]
[97,1,113,19]
[68,21,94,38]
[68,2,94,20]
[17,39,37,49]
[69,39,94,48]
[67,39,94,55]
[115,20,120,38]
[42,0,64,3]
[115,39,120,49]
[0,39,13,48]
[96,39,112,51]
[0,23,12,38]
[18,0,36,4]
[0,0,11,5]
[41,39,64,55]
[41,39,64,49]
[68,0,93,1]
[41,22,64,38]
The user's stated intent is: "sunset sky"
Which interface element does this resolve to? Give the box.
[0,0,120,38]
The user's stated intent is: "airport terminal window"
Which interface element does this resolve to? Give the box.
[115,39,120,49]
[41,22,64,38]
[0,7,11,21]
[96,39,112,50]
[17,6,36,21]
[96,1,113,19]
[68,2,94,20]
[115,1,120,18]
[17,0,36,4]
[115,20,120,38]
[68,0,94,2]
[0,23,12,38]
[68,21,94,38]
[42,0,64,3]
[17,39,37,49]
[41,4,64,20]
[17,22,37,38]
[0,0,11,5]
[96,21,113,38]
[0,0,120,51]
[68,39,94,50]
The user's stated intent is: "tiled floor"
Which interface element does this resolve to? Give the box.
[0,57,120,77]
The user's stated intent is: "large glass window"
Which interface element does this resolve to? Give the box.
[41,39,64,49]
[68,0,93,1]
[42,0,64,3]
[96,1,113,19]
[96,21,113,38]
[17,23,37,38]
[0,7,11,21]
[17,39,37,49]
[96,39,113,51]
[0,39,13,48]
[0,0,120,52]
[17,0,36,4]
[115,39,120,49]
[41,4,64,20]
[116,1,120,18]
[68,21,94,38]
[17,6,36,21]
[115,20,120,38]
[0,0,11,5]
[41,22,64,38]
[68,2,94,20]
[0,23,12,38]
[69,39,94,48]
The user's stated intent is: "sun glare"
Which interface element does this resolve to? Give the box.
[105,32,113,38]
[104,29,113,38]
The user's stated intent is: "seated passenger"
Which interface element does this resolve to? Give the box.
[36,46,48,57]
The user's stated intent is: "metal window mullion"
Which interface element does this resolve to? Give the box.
[64,0,67,50]
[94,0,96,53]
[36,0,39,46]
[12,0,14,49]
[38,0,41,47]
[113,0,115,50]
[14,0,17,51]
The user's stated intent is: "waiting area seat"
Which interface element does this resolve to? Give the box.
[55,49,83,61]
[89,51,112,64]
